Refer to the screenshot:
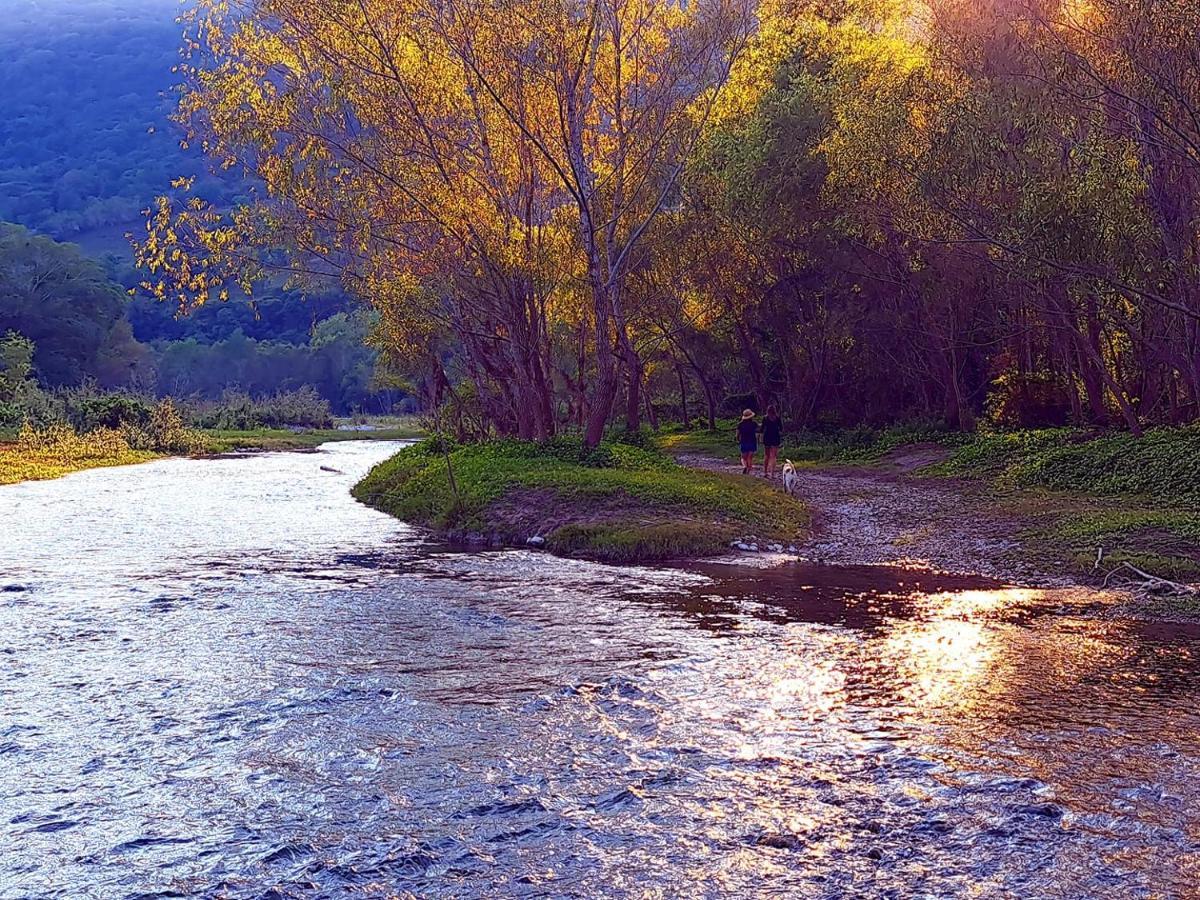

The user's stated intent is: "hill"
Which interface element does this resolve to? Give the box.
[0,0,236,247]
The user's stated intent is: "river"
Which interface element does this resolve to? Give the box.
[2,441,1198,898]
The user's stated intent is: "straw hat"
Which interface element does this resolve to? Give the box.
[741,409,755,420]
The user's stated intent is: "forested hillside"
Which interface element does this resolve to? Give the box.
[0,224,396,415]
[0,0,400,415]
[0,0,236,249]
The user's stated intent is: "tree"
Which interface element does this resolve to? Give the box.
[137,0,751,443]
[0,223,129,387]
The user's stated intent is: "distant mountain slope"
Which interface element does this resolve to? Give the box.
[0,0,235,248]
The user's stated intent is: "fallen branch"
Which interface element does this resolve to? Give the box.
[1100,560,1200,596]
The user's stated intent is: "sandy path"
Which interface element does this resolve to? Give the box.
[676,451,1058,585]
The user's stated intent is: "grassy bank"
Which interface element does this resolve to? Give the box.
[1,418,422,485]
[353,437,809,563]
[0,427,161,485]
[930,427,1200,581]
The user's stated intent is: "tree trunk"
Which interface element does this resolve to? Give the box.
[701,377,718,430]
[676,363,690,429]
[622,342,643,432]
[642,375,659,431]
[730,309,769,410]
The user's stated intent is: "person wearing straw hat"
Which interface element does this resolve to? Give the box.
[736,408,759,475]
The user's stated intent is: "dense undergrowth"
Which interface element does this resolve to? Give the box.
[930,426,1200,502]
[931,427,1200,579]
[353,436,809,562]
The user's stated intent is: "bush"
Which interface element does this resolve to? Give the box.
[0,402,21,428]
[121,398,209,454]
[64,392,154,431]
[934,425,1200,503]
[188,386,333,430]
[260,386,333,429]
[16,420,132,460]
[1,421,156,485]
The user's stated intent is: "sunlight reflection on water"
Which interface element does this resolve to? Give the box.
[2,443,1199,897]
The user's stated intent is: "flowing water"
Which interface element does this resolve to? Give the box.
[2,441,1199,899]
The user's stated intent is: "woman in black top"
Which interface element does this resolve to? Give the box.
[762,404,782,477]
[736,409,758,475]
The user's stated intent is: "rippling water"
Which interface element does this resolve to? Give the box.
[2,441,1199,898]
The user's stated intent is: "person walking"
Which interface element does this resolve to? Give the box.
[762,404,782,477]
[736,409,758,475]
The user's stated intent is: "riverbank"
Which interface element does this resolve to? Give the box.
[662,422,1200,610]
[352,438,809,563]
[0,430,161,485]
[203,423,422,453]
[0,420,422,486]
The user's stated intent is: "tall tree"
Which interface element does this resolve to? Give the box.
[138,0,750,443]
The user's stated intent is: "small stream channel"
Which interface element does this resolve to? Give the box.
[1,441,1198,898]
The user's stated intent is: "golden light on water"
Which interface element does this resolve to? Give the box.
[884,588,1038,710]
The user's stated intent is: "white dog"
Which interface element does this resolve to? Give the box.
[781,459,800,497]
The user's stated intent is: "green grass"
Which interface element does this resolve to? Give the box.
[1052,508,1200,544]
[1038,507,1200,580]
[925,426,1200,583]
[929,425,1200,503]
[353,436,809,562]
[657,420,966,465]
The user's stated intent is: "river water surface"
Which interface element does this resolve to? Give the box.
[2,441,1199,898]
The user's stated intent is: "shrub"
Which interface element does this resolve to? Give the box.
[64,392,154,431]
[260,385,333,429]
[933,425,1200,503]
[189,386,333,430]
[121,398,209,454]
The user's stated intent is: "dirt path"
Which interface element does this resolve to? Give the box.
[676,449,1061,585]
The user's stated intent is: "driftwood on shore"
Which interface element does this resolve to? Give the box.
[1094,547,1200,598]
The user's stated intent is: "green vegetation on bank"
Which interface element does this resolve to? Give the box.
[658,421,969,466]
[0,425,159,485]
[353,436,809,563]
[1,419,419,485]
[930,427,1200,581]
[0,403,202,485]
[0,377,421,484]
[929,427,1200,503]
